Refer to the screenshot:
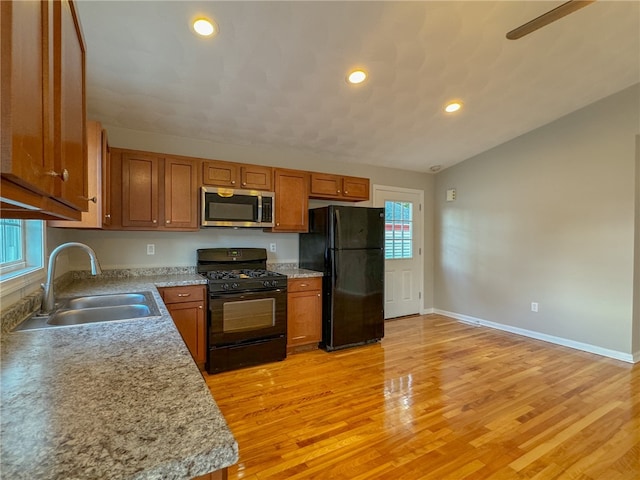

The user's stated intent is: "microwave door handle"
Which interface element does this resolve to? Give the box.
[257,196,263,224]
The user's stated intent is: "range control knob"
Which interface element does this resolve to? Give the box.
[222,283,230,291]
[263,281,271,288]
[231,283,240,289]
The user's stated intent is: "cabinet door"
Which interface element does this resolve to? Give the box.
[164,157,198,230]
[241,165,273,191]
[121,152,160,228]
[49,120,105,228]
[53,0,86,211]
[310,173,341,198]
[1,0,53,195]
[342,176,370,201]
[202,160,239,187]
[288,290,322,348]
[102,131,111,226]
[166,300,206,366]
[272,169,308,232]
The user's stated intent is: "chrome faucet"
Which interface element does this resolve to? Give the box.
[41,242,102,314]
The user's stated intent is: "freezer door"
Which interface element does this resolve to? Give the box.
[331,206,384,250]
[326,248,384,349]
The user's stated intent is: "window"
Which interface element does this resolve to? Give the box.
[0,219,45,283]
[384,201,413,260]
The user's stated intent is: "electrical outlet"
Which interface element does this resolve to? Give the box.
[269,243,277,252]
[147,244,155,255]
[531,302,538,313]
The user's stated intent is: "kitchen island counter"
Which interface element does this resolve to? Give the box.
[0,275,237,480]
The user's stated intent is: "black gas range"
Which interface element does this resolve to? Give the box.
[197,248,287,374]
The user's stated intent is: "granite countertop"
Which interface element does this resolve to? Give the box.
[0,274,238,480]
[268,265,323,278]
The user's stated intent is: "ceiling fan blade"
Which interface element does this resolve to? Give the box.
[506,0,595,40]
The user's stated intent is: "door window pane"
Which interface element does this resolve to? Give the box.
[384,201,413,259]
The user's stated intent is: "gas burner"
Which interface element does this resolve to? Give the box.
[205,269,285,280]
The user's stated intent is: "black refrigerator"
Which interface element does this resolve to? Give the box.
[299,206,385,351]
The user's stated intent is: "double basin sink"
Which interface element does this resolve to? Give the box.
[16,292,160,331]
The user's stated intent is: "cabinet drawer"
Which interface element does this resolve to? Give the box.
[288,277,322,293]
[161,285,205,304]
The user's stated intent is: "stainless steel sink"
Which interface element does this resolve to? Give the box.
[66,293,148,309]
[47,304,153,326]
[15,291,160,331]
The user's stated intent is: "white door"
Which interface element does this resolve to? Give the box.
[373,185,423,319]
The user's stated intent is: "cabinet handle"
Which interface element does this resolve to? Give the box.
[82,196,97,203]
[46,169,69,182]
[177,293,191,297]
[300,283,308,287]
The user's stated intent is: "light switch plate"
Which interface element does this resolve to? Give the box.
[446,188,456,202]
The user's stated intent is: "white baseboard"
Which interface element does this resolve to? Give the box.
[433,309,637,364]
[421,307,435,315]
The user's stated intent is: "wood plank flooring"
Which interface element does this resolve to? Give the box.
[203,314,640,480]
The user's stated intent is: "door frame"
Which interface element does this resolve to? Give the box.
[372,184,425,317]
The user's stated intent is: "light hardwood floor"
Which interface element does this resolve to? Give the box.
[204,314,640,480]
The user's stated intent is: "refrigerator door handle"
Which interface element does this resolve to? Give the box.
[334,208,341,249]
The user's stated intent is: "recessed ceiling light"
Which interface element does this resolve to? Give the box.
[347,70,367,84]
[444,101,463,113]
[193,18,217,37]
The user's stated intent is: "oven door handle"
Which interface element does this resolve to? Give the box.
[211,289,285,300]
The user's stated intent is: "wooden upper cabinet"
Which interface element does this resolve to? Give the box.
[240,165,272,191]
[203,160,273,191]
[341,176,370,200]
[54,0,87,211]
[0,0,87,220]
[49,121,107,228]
[310,173,369,201]
[203,160,238,188]
[164,157,198,229]
[271,169,309,233]
[121,151,160,228]
[111,148,199,231]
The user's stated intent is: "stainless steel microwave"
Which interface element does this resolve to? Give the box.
[201,187,275,228]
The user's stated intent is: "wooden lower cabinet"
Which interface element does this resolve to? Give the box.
[159,285,207,369]
[287,277,322,353]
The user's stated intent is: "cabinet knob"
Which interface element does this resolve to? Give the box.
[46,169,69,182]
[276,222,280,226]
[104,214,111,219]
[337,190,341,193]
[198,305,203,309]
[242,182,247,186]
[345,191,348,194]
[231,180,236,185]
[153,219,157,224]
[82,196,97,203]
[166,220,170,224]
[317,293,321,297]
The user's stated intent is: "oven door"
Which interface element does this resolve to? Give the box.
[209,288,287,345]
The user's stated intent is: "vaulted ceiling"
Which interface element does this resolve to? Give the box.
[76,1,640,173]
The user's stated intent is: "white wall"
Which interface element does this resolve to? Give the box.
[434,84,639,358]
[57,132,435,308]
